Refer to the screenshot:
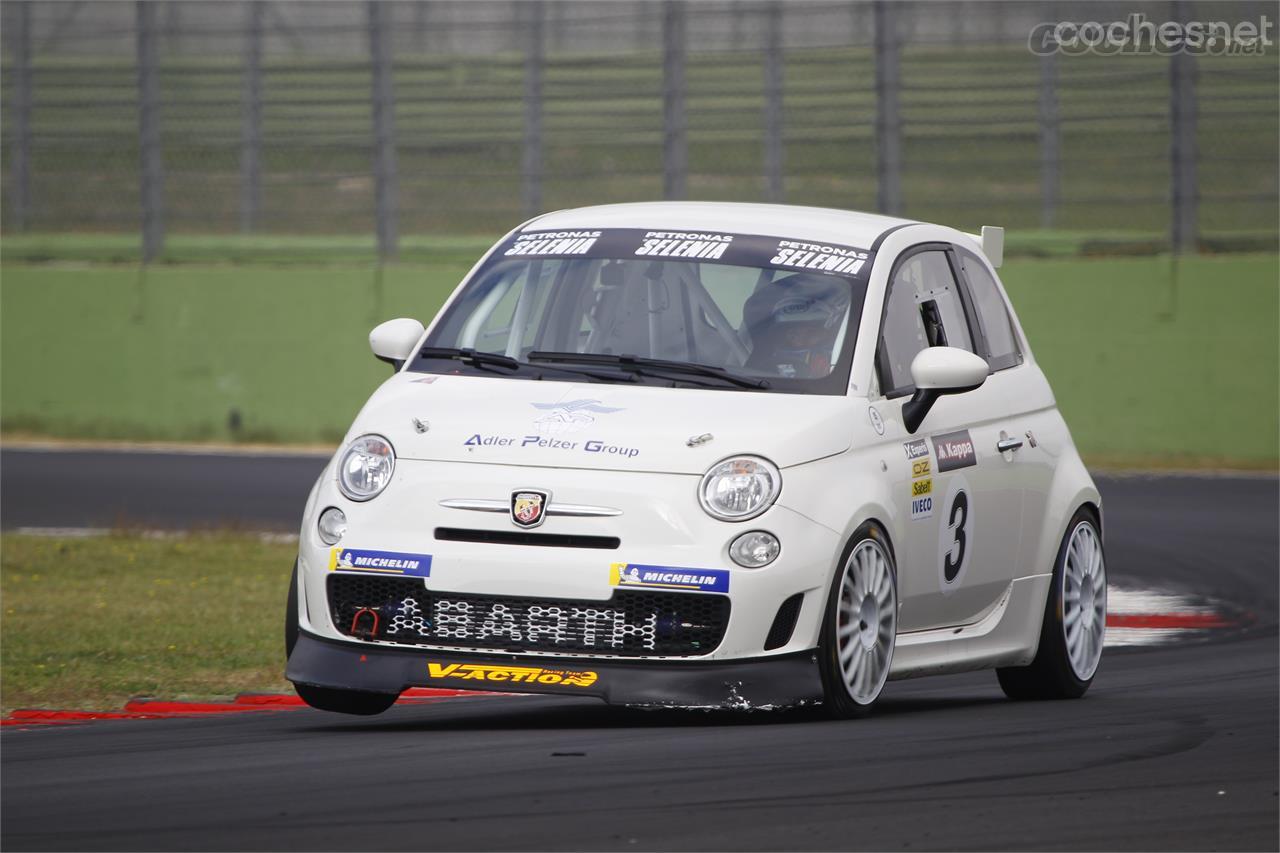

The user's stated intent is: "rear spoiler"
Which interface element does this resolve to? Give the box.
[964,226,1004,268]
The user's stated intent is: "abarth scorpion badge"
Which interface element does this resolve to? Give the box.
[510,489,550,529]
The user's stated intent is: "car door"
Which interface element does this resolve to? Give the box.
[874,244,1024,632]
[951,245,1058,579]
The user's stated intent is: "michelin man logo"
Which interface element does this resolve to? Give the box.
[531,399,624,435]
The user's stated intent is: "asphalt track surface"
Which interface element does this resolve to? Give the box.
[2,448,1278,851]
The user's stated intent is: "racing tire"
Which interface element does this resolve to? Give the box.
[818,523,898,718]
[997,507,1106,700]
[285,561,299,660]
[293,683,399,716]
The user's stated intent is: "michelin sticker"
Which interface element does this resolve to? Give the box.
[610,563,730,594]
[329,548,432,578]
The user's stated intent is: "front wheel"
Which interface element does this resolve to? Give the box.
[997,508,1106,700]
[818,524,898,718]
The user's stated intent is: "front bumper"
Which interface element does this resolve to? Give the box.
[287,629,824,709]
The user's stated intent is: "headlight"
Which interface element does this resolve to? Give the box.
[337,434,395,501]
[698,456,781,522]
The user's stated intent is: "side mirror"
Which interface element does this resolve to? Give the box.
[901,347,989,434]
[369,318,425,370]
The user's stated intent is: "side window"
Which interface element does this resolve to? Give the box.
[957,249,1023,372]
[877,249,974,397]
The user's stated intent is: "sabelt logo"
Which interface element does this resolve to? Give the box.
[427,662,598,688]
[932,430,977,472]
[911,478,933,497]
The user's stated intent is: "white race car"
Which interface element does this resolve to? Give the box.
[285,202,1107,717]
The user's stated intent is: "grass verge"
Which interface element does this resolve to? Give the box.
[0,532,295,714]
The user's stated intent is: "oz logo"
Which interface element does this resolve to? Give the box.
[936,475,974,593]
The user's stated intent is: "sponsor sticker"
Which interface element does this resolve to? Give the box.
[770,240,869,276]
[911,495,933,521]
[634,231,733,260]
[912,458,931,478]
[329,548,432,578]
[610,563,730,594]
[427,662,598,687]
[932,430,977,471]
[531,398,624,435]
[504,230,601,257]
[911,477,933,497]
[904,438,929,461]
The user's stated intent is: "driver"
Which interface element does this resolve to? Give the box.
[743,273,850,379]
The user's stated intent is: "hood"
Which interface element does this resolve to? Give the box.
[345,372,856,474]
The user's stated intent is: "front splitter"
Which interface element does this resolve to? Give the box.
[287,630,824,709]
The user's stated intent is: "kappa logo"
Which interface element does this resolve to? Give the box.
[531,399,624,435]
[932,430,977,472]
[904,439,929,461]
[427,663,598,687]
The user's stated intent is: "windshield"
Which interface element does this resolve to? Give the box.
[414,228,872,394]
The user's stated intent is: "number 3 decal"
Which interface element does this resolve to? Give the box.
[937,476,974,592]
[943,490,968,583]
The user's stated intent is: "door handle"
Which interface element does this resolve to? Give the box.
[996,437,1024,453]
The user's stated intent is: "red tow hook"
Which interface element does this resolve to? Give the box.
[351,607,381,640]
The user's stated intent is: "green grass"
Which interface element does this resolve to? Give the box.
[0,533,295,713]
[2,252,1276,464]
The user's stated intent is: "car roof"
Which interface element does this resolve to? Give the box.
[524,202,918,251]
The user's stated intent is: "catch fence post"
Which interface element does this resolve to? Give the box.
[136,0,165,262]
[8,1,33,232]
[369,1,399,260]
[240,0,264,233]
[522,1,545,217]
[762,1,784,203]
[873,1,902,216]
[662,1,687,200]
[1169,16,1198,253]
[1038,50,1060,229]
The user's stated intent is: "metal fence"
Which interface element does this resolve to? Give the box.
[2,0,1276,259]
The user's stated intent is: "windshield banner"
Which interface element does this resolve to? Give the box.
[501,228,874,279]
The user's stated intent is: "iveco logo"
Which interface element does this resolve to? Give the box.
[510,489,550,529]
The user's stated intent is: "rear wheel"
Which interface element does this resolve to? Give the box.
[818,524,898,718]
[998,508,1106,700]
[294,683,399,716]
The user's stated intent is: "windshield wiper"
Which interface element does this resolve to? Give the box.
[417,346,635,383]
[527,351,769,390]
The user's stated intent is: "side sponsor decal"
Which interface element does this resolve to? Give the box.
[903,438,929,460]
[610,563,730,594]
[329,548,432,578]
[427,663,598,687]
[911,477,933,497]
[911,458,931,478]
[932,430,977,471]
[910,494,933,521]
[937,476,974,592]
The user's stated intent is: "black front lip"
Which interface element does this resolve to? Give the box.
[287,629,824,709]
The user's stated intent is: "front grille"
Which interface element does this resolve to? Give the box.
[435,527,620,550]
[327,574,729,657]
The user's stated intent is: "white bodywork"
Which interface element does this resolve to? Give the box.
[295,202,1100,683]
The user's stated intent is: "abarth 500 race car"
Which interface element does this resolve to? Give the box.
[285,201,1107,717]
